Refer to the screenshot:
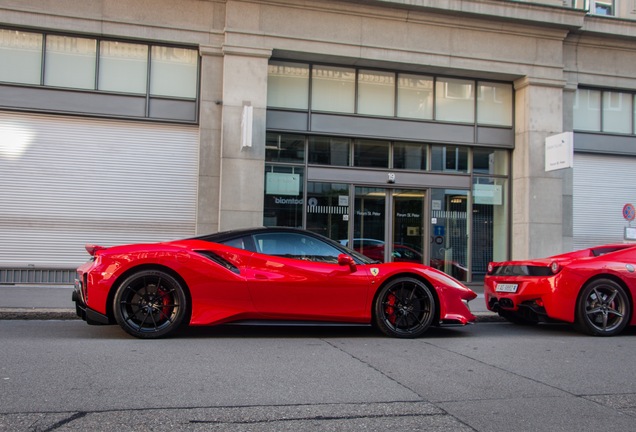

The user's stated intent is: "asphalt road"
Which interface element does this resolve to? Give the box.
[1,319,636,431]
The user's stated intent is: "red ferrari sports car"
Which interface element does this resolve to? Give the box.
[484,243,636,336]
[73,227,477,339]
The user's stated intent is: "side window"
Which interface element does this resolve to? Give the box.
[253,233,342,263]
[220,236,257,252]
[222,237,246,250]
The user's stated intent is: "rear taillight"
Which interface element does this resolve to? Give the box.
[550,261,560,274]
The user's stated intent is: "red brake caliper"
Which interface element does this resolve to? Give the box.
[386,293,397,325]
[158,287,171,319]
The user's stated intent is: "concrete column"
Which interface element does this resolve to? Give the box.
[561,83,576,253]
[512,77,567,259]
[196,44,224,235]
[218,45,272,230]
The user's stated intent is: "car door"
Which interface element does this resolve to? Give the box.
[243,232,372,321]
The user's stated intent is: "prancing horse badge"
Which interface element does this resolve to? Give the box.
[370,268,380,277]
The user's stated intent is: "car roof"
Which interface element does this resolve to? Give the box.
[190,227,377,264]
[192,227,326,243]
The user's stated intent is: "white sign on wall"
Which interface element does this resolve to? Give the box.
[545,132,573,172]
[474,184,502,205]
[265,172,300,195]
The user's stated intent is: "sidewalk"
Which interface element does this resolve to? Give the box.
[0,284,77,320]
[0,284,503,322]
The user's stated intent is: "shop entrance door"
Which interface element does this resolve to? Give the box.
[392,190,426,264]
[352,187,426,265]
[308,183,469,280]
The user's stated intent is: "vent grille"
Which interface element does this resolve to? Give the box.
[0,268,75,285]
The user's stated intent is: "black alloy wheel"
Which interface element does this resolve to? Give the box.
[575,278,630,337]
[113,270,187,339]
[374,277,436,338]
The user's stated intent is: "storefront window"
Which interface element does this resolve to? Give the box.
[473,148,508,175]
[267,61,309,109]
[150,46,198,98]
[354,139,389,168]
[430,189,469,281]
[435,77,475,123]
[394,142,427,170]
[306,182,349,241]
[266,133,305,163]
[308,136,350,166]
[357,69,395,117]
[311,65,355,113]
[98,41,148,94]
[397,73,433,120]
[477,82,513,127]
[472,177,509,281]
[263,165,304,227]
[45,35,96,89]
[603,91,632,134]
[0,29,42,85]
[431,145,468,172]
[573,89,601,131]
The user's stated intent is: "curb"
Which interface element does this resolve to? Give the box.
[0,308,78,320]
[0,308,506,322]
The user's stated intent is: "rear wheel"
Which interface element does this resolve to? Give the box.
[373,277,436,338]
[575,278,630,336]
[113,270,187,339]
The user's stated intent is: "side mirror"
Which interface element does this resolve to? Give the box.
[337,253,357,272]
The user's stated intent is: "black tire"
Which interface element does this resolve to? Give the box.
[498,309,539,326]
[373,277,436,338]
[575,278,630,337]
[113,270,187,339]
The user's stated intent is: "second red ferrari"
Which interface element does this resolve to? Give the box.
[484,243,636,336]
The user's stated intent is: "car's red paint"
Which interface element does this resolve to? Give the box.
[484,243,636,335]
[74,227,476,338]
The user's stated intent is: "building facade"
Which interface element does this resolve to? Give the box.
[1,0,636,284]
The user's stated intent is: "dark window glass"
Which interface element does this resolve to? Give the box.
[308,136,350,166]
[393,142,427,170]
[266,133,305,163]
[473,148,508,175]
[431,145,468,173]
[354,139,389,168]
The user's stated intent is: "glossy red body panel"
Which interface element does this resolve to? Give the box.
[484,244,636,325]
[76,237,477,328]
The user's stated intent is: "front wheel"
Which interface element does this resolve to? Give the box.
[373,277,436,338]
[575,278,630,337]
[113,270,187,339]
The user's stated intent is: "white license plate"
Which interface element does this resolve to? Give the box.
[495,283,518,293]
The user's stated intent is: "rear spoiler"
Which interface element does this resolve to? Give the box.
[85,244,106,256]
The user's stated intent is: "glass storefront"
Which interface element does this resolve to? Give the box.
[264,132,510,282]
[265,60,512,282]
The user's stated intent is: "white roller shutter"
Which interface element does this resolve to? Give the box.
[0,111,199,268]
[573,153,636,250]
